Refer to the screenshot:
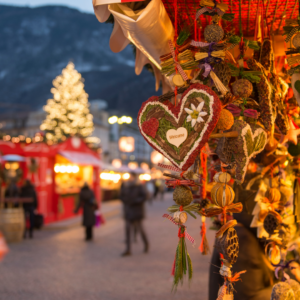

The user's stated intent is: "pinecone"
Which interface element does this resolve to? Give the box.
[199,198,209,209]
[253,41,261,62]
[261,39,273,72]
[247,58,273,131]
[216,227,239,264]
[263,213,280,236]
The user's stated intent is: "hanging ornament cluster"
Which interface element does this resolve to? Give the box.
[93,0,300,298]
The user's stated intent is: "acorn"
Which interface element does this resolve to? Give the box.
[173,185,193,206]
[232,79,253,98]
[293,33,300,49]
[204,24,224,43]
[216,109,234,131]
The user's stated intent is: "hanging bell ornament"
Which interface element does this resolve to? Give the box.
[292,33,300,49]
[173,211,188,224]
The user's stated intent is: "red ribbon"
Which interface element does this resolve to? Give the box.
[199,222,207,253]
[165,179,197,188]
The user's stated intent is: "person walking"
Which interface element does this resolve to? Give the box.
[74,183,97,241]
[20,180,38,239]
[120,172,149,256]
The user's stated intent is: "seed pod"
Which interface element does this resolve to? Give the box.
[271,282,295,300]
[293,33,300,49]
[173,185,193,206]
[216,227,239,264]
[263,213,280,236]
[232,79,253,98]
[211,183,235,207]
[173,211,188,224]
[204,24,224,43]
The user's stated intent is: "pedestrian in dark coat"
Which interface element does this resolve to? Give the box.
[74,183,97,241]
[20,180,38,239]
[5,180,19,208]
[120,172,149,256]
[209,172,275,300]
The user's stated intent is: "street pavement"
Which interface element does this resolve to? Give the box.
[0,192,216,300]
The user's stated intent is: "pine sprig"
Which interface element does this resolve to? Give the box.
[167,203,200,214]
[173,237,183,290]
[187,252,193,281]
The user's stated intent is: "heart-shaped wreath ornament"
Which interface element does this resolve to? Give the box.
[216,120,268,183]
[138,83,222,170]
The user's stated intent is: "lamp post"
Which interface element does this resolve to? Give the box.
[108,116,133,166]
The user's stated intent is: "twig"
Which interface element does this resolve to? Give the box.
[209,131,238,139]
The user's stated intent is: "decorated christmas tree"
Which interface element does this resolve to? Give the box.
[40,62,94,143]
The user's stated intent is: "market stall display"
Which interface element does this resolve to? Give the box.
[93,0,300,298]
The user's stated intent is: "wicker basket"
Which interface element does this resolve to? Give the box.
[0,208,25,243]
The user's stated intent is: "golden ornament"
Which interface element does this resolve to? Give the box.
[213,172,231,183]
[216,109,234,131]
[172,74,185,87]
[211,182,235,207]
[265,188,281,204]
[268,245,281,265]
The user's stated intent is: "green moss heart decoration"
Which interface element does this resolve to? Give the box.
[216,119,267,183]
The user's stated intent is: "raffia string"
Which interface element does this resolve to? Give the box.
[210,71,228,95]
[199,149,209,255]
[195,50,225,61]
[174,0,178,106]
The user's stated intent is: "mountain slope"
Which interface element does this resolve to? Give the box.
[0,4,160,117]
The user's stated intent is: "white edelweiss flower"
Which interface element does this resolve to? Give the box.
[184,101,207,127]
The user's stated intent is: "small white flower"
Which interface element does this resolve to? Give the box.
[184,101,207,127]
